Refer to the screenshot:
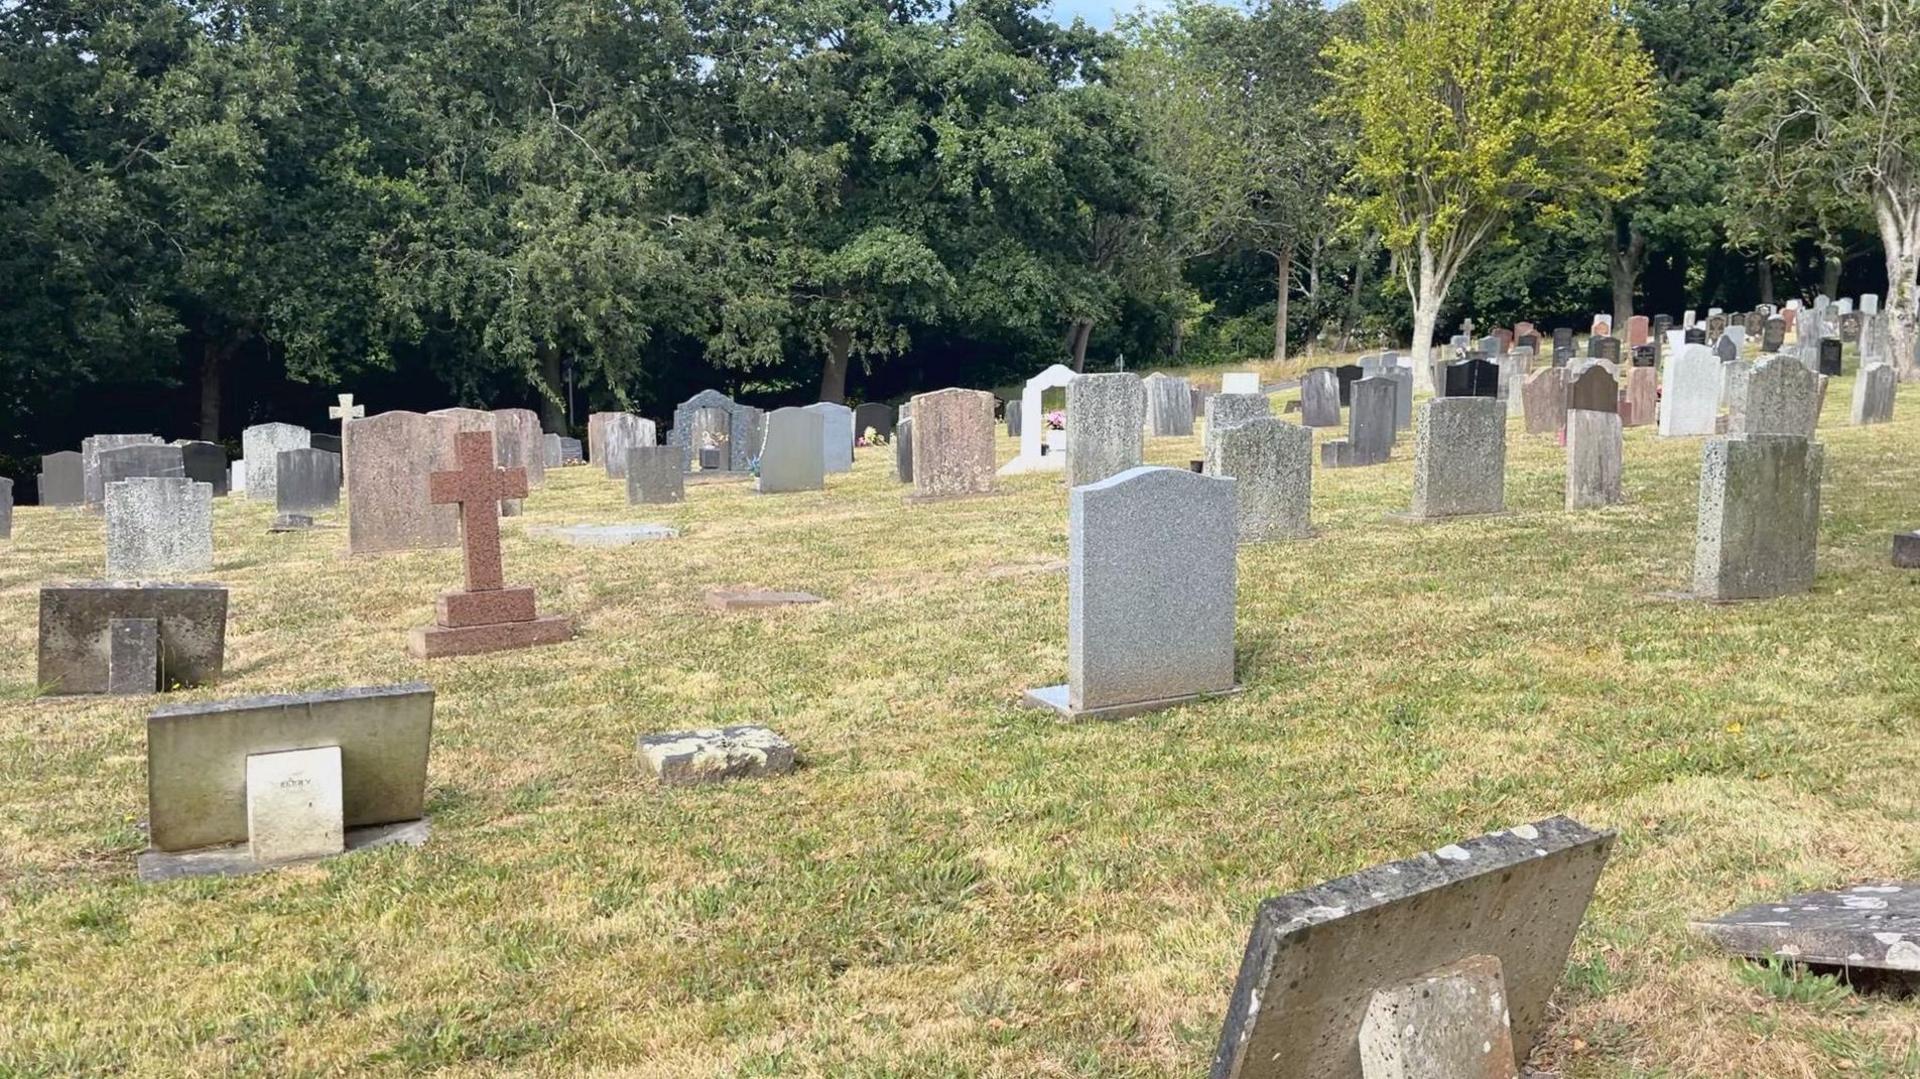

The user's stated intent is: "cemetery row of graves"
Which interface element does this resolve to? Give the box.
[3,296,1918,1073]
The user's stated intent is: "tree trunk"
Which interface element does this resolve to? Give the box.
[197,340,224,441]
[1873,194,1920,380]
[819,327,852,403]
[1067,318,1093,372]
[1272,246,1293,365]
[538,347,567,434]
[1410,278,1444,394]
[1820,250,1842,300]
[1758,258,1775,306]
[1342,238,1371,351]
[1605,218,1643,336]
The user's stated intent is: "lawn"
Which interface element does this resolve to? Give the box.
[3,361,1918,1077]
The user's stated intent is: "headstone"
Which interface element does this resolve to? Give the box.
[1714,334,1739,365]
[1863,294,1880,315]
[345,411,461,556]
[230,461,245,495]
[1521,367,1569,435]
[492,408,545,492]
[39,450,83,507]
[559,435,585,463]
[274,449,341,517]
[638,726,796,786]
[1551,327,1574,365]
[327,393,365,450]
[1590,314,1612,336]
[1840,310,1864,343]
[1566,364,1618,415]
[1443,358,1498,398]
[1566,402,1624,510]
[589,412,656,480]
[1204,393,1273,457]
[1065,374,1145,487]
[1658,344,1721,436]
[910,388,998,499]
[895,416,914,483]
[1707,313,1728,339]
[803,402,855,474]
[177,441,228,496]
[1477,334,1500,360]
[543,433,563,467]
[1852,362,1896,424]
[706,588,825,611]
[310,433,341,455]
[669,390,759,472]
[1763,316,1786,351]
[408,432,572,658]
[1893,531,1920,568]
[1000,364,1079,475]
[1221,372,1260,395]
[105,477,213,578]
[1626,315,1649,347]
[1023,467,1238,720]
[1630,344,1656,368]
[97,444,186,499]
[1300,368,1341,427]
[241,423,311,504]
[1622,366,1657,427]
[1818,336,1843,376]
[1693,435,1823,600]
[81,434,163,508]
[1588,335,1621,363]
[1738,353,1822,437]
[1692,882,1920,975]
[1410,398,1505,519]
[1005,401,1022,438]
[626,445,686,504]
[758,407,827,493]
[246,746,346,866]
[534,523,677,546]
[1208,417,1312,541]
[1684,325,1708,345]
[1322,377,1396,469]
[853,402,895,444]
[1653,314,1673,336]
[1209,817,1614,1079]
[37,582,227,696]
[1144,373,1195,437]
[1333,364,1364,406]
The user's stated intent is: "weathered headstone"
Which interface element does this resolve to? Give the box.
[105,477,213,578]
[1738,353,1822,437]
[1693,434,1823,600]
[1626,315,1649,346]
[626,445,686,504]
[1521,367,1568,435]
[242,423,311,504]
[344,411,461,556]
[39,450,83,507]
[81,434,163,508]
[1714,334,1739,365]
[1690,882,1920,975]
[0,477,11,539]
[588,412,657,481]
[1551,327,1575,365]
[758,407,827,494]
[1208,417,1312,540]
[638,726,796,787]
[38,582,227,695]
[1144,373,1195,436]
[1622,365,1657,427]
[1024,467,1237,720]
[1658,344,1721,436]
[97,445,186,500]
[803,402,855,474]
[274,448,341,517]
[1589,335,1621,363]
[1852,362,1896,425]
[909,388,998,499]
[492,408,545,492]
[1204,392,1273,457]
[1300,368,1341,427]
[1209,817,1614,1079]
[1566,369,1624,510]
[1410,398,1505,519]
[1763,316,1787,351]
[1065,374,1145,487]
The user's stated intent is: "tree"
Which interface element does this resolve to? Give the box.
[1724,0,1920,377]
[1325,0,1655,386]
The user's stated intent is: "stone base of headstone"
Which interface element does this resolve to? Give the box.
[637,726,796,786]
[1893,531,1920,569]
[1358,954,1518,1079]
[684,470,754,486]
[705,588,825,611]
[136,818,430,883]
[269,513,314,532]
[408,614,572,659]
[1020,682,1243,723]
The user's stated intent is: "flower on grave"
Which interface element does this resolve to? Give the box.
[747,455,761,477]
[1044,410,1065,430]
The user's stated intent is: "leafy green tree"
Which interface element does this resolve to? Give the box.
[1724,0,1920,376]
[1325,0,1655,384]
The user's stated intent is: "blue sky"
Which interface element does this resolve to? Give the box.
[1046,0,1174,29]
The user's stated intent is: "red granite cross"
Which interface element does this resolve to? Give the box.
[428,431,527,592]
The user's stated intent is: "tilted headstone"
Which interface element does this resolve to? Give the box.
[1410,398,1505,518]
[1208,417,1311,540]
[757,407,826,494]
[1738,353,1822,437]
[241,423,311,504]
[1852,362,1896,425]
[81,434,163,508]
[344,411,461,556]
[910,388,997,499]
[1693,434,1823,600]
[1204,392,1273,457]
[1023,467,1237,720]
[1521,367,1569,436]
[37,582,227,696]
[39,450,83,507]
[802,402,856,474]
[1065,373,1145,488]
[1300,368,1341,427]
[852,401,895,444]
[176,441,228,496]
[1209,817,1614,1079]
[274,448,341,517]
[106,477,213,578]
[894,416,914,483]
[1658,344,1721,436]
[626,445,686,504]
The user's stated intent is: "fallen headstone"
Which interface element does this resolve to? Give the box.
[1690,882,1920,974]
[637,726,797,786]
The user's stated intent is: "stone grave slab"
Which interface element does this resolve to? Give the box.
[1522,368,1568,435]
[705,588,824,611]
[1566,407,1624,510]
[637,726,797,786]
[536,523,679,546]
[38,582,227,695]
[1691,882,1920,973]
[1738,353,1821,437]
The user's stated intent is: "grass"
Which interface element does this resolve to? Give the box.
[3,356,1920,1077]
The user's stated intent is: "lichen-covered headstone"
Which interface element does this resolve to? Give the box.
[106,477,213,577]
[911,388,997,499]
[1851,362,1896,425]
[1737,353,1821,437]
[1144,372,1195,436]
[1204,393,1272,457]
[1064,373,1145,488]
[241,423,311,504]
[1206,417,1311,542]
[344,411,460,556]
[1410,398,1505,519]
[1693,434,1823,600]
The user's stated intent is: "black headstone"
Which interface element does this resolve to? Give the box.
[1517,333,1539,354]
[310,432,342,455]
[1334,364,1364,406]
[1588,335,1620,362]
[1567,365,1618,412]
[1551,327,1575,366]
[853,402,896,443]
[1684,326,1708,345]
[1653,314,1673,335]
[1630,344,1655,368]
[1819,337,1843,376]
[178,441,229,496]
[1444,358,1500,398]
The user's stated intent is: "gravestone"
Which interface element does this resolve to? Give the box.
[230,461,245,495]
[492,408,545,491]
[1005,402,1022,438]
[911,388,998,499]
[1521,367,1569,435]
[242,423,311,504]
[1589,335,1620,363]
[853,402,895,443]
[1715,334,1739,365]
[39,451,83,507]
[669,390,759,472]
[1591,314,1613,336]
[638,726,797,787]
[1742,311,1766,340]
[1818,337,1843,376]
[1300,368,1341,427]
[1693,434,1823,600]
[82,434,163,508]
[106,478,213,578]
[1380,364,1414,430]
[1738,353,1822,437]
[1209,817,1614,1079]
[1551,327,1574,364]
[428,408,523,516]
[1852,362,1896,425]
[1763,316,1786,351]
[1144,373,1195,436]
[534,523,677,547]
[895,416,914,483]
[1221,372,1261,395]
[1001,364,1078,475]
[98,445,186,500]
[408,431,572,658]
[177,441,228,496]
[1840,310,1864,343]
[1684,325,1709,345]
[589,412,656,480]
[1334,364,1364,406]
[0,477,9,538]
[706,588,825,611]
[1443,358,1498,398]
[345,411,461,556]
[1023,467,1238,720]
[1622,366,1657,427]
[1658,344,1721,436]
[758,407,827,493]
[310,433,341,455]
[1567,369,1624,510]
[137,684,433,880]
[1322,377,1396,469]
[274,449,341,517]
[1410,398,1505,519]
[1653,313,1673,336]
[1065,374,1145,487]
[1204,393,1273,457]
[626,445,686,504]
[37,582,227,696]
[803,402,855,474]
[1691,882,1920,975]
[1626,315,1649,346]
[1707,313,1728,339]
[1207,417,1312,541]
[543,433,563,467]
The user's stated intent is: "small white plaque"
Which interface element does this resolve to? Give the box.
[1221,372,1261,395]
[246,746,345,865]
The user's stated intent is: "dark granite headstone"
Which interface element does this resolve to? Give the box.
[275,448,342,515]
[37,582,228,696]
[1631,344,1656,368]
[1568,365,1619,413]
[310,432,342,455]
[895,416,914,483]
[1552,327,1575,365]
[1684,326,1708,345]
[1715,335,1739,364]
[1443,358,1499,398]
[1588,335,1620,362]
[1653,314,1673,336]
[1517,333,1539,354]
[1334,364,1364,406]
[98,444,186,494]
[559,436,584,463]
[1691,882,1920,973]
[1346,376,1395,465]
[1894,531,1920,569]
[853,402,895,443]
[1819,337,1843,375]
[178,441,229,496]
[1210,817,1614,1079]
[1763,317,1786,351]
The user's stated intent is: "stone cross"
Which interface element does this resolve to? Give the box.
[328,393,364,428]
[428,431,527,592]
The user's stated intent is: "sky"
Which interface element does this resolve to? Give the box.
[1045,0,1175,29]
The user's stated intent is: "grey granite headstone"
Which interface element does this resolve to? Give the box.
[177,441,228,496]
[669,390,759,472]
[1691,881,1920,974]
[543,433,563,467]
[81,434,163,507]
[803,402,855,474]
[492,408,545,490]
[758,407,826,493]
[40,450,83,507]
[1738,353,1821,437]
[241,423,311,503]
[1894,531,1920,568]
[895,416,914,483]
[97,444,185,499]
[108,616,159,695]
[1346,376,1396,465]
[1300,368,1340,427]
[626,445,686,504]
[105,477,213,578]
[560,436,584,463]
[1144,372,1195,436]
[37,582,227,695]
[1763,317,1786,351]
[275,448,341,516]
[1852,362,1896,425]
[1065,373,1145,488]
[1024,466,1237,720]
[593,413,657,480]
[1204,393,1273,457]
[1410,398,1505,519]
[1206,417,1311,542]
[1210,816,1614,1079]
[1693,434,1823,600]
[637,726,796,786]
[0,477,11,539]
